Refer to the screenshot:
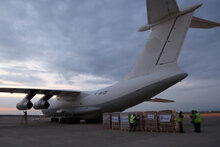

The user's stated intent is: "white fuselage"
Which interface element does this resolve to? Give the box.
[42,64,187,119]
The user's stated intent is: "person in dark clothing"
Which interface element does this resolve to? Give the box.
[23,110,27,124]
[178,111,184,133]
[190,110,196,131]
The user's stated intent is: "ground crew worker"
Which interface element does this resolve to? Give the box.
[178,111,184,133]
[129,114,136,132]
[190,110,196,131]
[194,110,201,133]
[23,110,27,124]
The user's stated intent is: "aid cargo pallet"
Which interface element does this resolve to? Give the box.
[103,113,112,129]
[102,110,178,133]
[157,110,178,133]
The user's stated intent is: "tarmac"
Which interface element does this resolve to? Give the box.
[0,113,220,147]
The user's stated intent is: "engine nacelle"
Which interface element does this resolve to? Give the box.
[33,100,50,109]
[16,98,33,110]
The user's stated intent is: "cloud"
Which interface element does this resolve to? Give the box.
[0,0,219,114]
[0,0,148,82]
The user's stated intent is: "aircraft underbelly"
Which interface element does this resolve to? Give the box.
[97,73,187,112]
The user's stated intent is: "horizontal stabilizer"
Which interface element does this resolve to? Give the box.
[147,98,175,103]
[190,16,220,29]
[138,4,203,32]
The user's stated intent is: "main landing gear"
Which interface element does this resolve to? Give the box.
[50,116,80,124]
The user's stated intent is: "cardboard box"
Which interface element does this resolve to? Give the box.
[111,112,120,130]
[102,113,111,129]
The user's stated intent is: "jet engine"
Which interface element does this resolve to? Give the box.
[16,98,33,110]
[16,92,36,110]
[33,99,50,109]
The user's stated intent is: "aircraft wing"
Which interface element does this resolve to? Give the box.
[0,87,81,110]
[0,87,80,96]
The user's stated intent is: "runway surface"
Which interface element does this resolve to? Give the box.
[0,113,219,147]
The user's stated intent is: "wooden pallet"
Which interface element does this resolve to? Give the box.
[111,127,120,130]
[120,129,129,131]
[144,129,159,132]
[159,130,177,133]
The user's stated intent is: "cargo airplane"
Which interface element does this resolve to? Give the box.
[0,0,219,122]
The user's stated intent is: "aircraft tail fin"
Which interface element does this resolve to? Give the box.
[125,0,219,79]
[146,0,179,24]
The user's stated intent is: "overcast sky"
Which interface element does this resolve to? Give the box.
[0,0,219,115]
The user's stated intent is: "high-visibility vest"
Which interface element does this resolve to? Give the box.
[178,114,183,122]
[130,115,135,123]
[194,113,201,123]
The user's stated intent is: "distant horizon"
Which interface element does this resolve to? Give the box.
[0,106,220,116]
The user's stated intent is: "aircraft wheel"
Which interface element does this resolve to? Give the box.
[51,117,55,122]
[59,117,66,124]
[55,118,59,122]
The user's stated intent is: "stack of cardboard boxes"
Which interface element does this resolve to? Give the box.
[136,112,145,131]
[158,110,178,132]
[120,112,130,131]
[111,112,120,130]
[102,113,111,129]
[143,111,158,132]
[103,110,178,133]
